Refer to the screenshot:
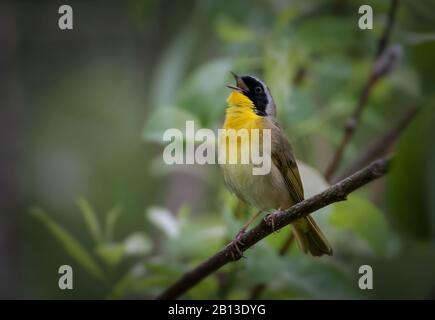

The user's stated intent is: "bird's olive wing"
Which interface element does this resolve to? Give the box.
[271,128,304,203]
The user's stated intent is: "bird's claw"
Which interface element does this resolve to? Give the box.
[228,229,246,260]
[264,211,281,233]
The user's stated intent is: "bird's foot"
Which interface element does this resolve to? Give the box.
[228,228,247,260]
[264,210,282,233]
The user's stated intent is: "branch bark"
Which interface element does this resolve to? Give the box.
[156,157,391,300]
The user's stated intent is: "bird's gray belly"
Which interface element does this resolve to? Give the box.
[222,162,292,210]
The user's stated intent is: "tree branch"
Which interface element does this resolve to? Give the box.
[332,104,418,183]
[324,0,400,181]
[376,0,399,58]
[156,157,391,300]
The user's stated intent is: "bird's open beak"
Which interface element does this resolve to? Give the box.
[226,71,249,94]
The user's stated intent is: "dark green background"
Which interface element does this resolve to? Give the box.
[1,0,434,299]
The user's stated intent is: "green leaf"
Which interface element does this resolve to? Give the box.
[147,154,212,183]
[146,207,179,238]
[124,233,152,256]
[142,106,200,144]
[387,106,435,240]
[409,41,435,95]
[360,243,435,299]
[105,205,122,241]
[108,264,147,299]
[298,161,332,228]
[237,244,360,299]
[298,161,329,198]
[30,207,106,281]
[148,20,201,109]
[268,256,361,299]
[186,276,219,300]
[241,243,288,285]
[329,195,391,256]
[214,14,256,43]
[263,38,294,120]
[177,59,234,125]
[293,16,370,55]
[164,223,225,261]
[95,243,125,267]
[76,197,103,244]
[96,233,152,268]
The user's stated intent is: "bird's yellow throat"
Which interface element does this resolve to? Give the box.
[223,91,262,131]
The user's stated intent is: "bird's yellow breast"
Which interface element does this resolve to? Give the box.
[223,91,261,131]
[220,91,264,164]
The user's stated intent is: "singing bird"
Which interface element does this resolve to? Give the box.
[220,72,332,257]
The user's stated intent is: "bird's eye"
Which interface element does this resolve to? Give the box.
[254,86,263,94]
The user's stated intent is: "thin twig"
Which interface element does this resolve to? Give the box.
[156,157,391,300]
[278,231,295,255]
[292,66,306,86]
[249,283,267,301]
[324,77,375,181]
[324,0,400,181]
[332,104,418,183]
[376,0,399,58]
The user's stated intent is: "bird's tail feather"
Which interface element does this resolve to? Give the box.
[292,215,332,256]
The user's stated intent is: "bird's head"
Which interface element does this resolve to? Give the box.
[226,72,276,117]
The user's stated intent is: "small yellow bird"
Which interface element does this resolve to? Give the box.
[220,72,332,257]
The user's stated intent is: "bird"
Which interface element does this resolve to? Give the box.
[219,72,332,257]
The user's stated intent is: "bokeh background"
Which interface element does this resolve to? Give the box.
[1,0,435,299]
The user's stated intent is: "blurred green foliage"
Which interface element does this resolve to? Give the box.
[18,0,435,299]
